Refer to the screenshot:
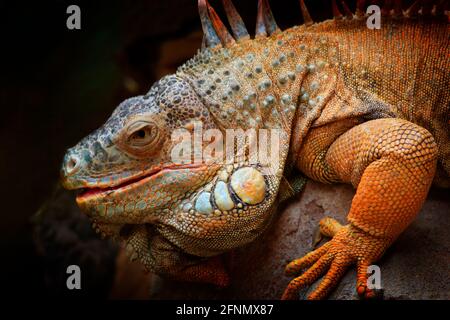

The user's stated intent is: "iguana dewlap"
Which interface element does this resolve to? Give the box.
[60,0,449,299]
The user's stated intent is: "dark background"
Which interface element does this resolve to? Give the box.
[0,0,390,297]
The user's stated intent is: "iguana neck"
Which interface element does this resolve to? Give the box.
[179,28,337,131]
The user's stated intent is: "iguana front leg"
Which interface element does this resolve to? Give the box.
[283,118,438,300]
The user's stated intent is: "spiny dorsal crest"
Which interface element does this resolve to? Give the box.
[198,0,448,49]
[179,0,448,134]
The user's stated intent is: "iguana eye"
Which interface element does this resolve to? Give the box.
[127,121,158,147]
[117,118,165,157]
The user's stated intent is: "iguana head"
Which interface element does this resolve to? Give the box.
[60,67,283,259]
[61,75,221,229]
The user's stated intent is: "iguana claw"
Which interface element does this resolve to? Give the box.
[312,216,343,248]
[282,224,391,300]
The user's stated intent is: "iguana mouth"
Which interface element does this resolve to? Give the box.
[76,167,162,201]
[76,164,202,202]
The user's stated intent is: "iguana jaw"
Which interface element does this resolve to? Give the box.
[75,166,163,202]
[75,163,203,203]
[71,163,218,225]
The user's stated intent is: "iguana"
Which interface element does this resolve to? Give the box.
[60,0,449,300]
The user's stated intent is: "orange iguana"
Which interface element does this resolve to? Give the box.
[60,0,449,299]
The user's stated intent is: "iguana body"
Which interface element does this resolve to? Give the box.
[61,0,449,299]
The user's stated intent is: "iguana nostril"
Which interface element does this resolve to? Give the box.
[65,155,80,175]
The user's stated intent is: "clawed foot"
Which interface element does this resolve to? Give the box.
[282,218,390,300]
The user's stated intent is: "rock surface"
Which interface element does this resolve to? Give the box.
[151,181,450,300]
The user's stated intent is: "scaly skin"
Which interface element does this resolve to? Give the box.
[61,0,449,299]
